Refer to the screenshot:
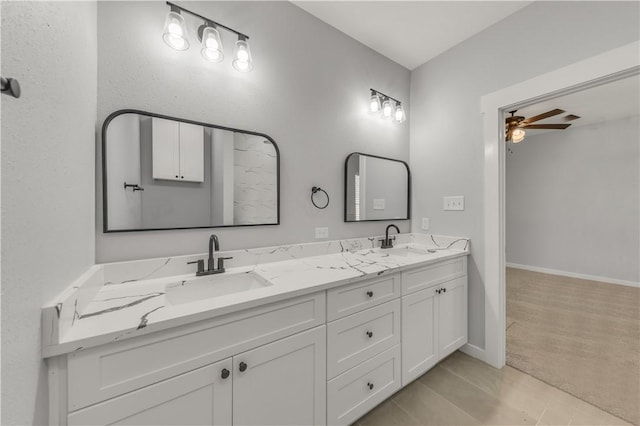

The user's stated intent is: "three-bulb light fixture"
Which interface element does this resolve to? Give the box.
[162,2,253,72]
[369,89,406,124]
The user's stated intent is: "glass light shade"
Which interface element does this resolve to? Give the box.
[232,38,254,72]
[382,98,393,118]
[369,93,381,113]
[511,128,525,143]
[200,26,224,62]
[393,103,406,123]
[162,11,189,51]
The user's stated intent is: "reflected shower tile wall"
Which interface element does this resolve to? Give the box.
[233,133,278,224]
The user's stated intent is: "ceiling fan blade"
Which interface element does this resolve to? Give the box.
[564,114,581,121]
[522,123,571,129]
[522,108,565,124]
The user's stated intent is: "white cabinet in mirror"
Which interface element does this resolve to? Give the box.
[103,110,280,232]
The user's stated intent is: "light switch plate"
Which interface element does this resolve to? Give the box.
[315,227,329,239]
[444,196,465,211]
[421,218,430,230]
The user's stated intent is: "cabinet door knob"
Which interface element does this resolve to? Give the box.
[442,288,447,293]
[367,382,374,390]
[436,289,440,294]
[239,362,248,372]
[175,175,178,178]
[366,331,373,338]
[221,368,230,379]
[366,291,374,298]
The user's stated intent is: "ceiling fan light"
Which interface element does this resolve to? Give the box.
[511,128,525,143]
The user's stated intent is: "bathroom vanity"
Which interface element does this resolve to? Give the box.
[43,233,469,425]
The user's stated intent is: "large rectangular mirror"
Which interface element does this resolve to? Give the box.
[103,110,279,232]
[344,152,410,222]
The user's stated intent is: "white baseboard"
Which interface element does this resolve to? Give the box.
[459,343,487,363]
[506,263,639,288]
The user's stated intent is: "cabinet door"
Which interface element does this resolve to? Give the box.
[152,117,180,181]
[179,122,204,182]
[68,359,232,426]
[233,326,326,426]
[401,287,438,386]
[437,276,468,360]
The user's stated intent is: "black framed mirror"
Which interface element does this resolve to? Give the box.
[102,110,280,232]
[344,152,410,222]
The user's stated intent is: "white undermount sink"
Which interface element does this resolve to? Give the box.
[165,271,272,305]
[380,246,432,257]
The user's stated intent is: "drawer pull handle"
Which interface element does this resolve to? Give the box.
[239,362,248,372]
[221,368,230,379]
[366,291,374,298]
[366,331,373,338]
[367,382,374,390]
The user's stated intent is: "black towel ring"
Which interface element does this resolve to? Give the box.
[311,186,329,209]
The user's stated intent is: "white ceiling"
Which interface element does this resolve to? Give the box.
[515,74,640,136]
[292,1,531,70]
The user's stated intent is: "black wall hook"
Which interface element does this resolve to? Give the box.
[1,77,21,98]
[311,186,329,209]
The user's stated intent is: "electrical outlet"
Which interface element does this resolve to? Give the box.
[421,218,430,230]
[443,196,465,211]
[315,227,329,239]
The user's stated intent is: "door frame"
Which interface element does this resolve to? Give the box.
[480,40,640,368]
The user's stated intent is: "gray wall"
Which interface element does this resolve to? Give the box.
[97,1,411,262]
[506,116,639,283]
[409,1,640,349]
[1,2,97,424]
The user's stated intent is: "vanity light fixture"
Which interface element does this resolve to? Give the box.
[232,35,254,72]
[382,97,393,119]
[369,90,381,113]
[162,6,189,51]
[163,2,253,72]
[369,88,407,124]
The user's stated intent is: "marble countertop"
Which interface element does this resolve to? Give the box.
[42,234,469,357]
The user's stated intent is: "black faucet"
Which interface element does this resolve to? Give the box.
[380,224,400,249]
[187,234,233,276]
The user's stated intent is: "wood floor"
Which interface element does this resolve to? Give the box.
[506,268,639,425]
[354,351,631,426]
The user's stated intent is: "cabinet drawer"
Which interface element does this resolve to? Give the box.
[68,292,325,411]
[402,257,467,295]
[327,299,400,379]
[327,273,400,321]
[327,345,401,426]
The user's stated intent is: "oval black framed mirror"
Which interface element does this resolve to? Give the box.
[344,152,411,222]
[102,110,280,232]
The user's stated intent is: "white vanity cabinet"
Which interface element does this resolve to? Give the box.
[50,253,471,426]
[152,117,204,182]
[401,257,468,385]
[55,292,326,426]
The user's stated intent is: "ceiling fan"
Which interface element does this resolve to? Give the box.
[505,109,580,143]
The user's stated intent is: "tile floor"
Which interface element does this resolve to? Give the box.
[354,351,632,426]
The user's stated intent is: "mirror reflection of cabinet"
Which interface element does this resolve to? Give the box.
[102,110,280,232]
[152,118,204,182]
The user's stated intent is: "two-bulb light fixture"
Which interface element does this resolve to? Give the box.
[162,2,254,72]
[369,89,406,124]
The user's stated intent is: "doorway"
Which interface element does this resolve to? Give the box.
[503,75,639,424]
